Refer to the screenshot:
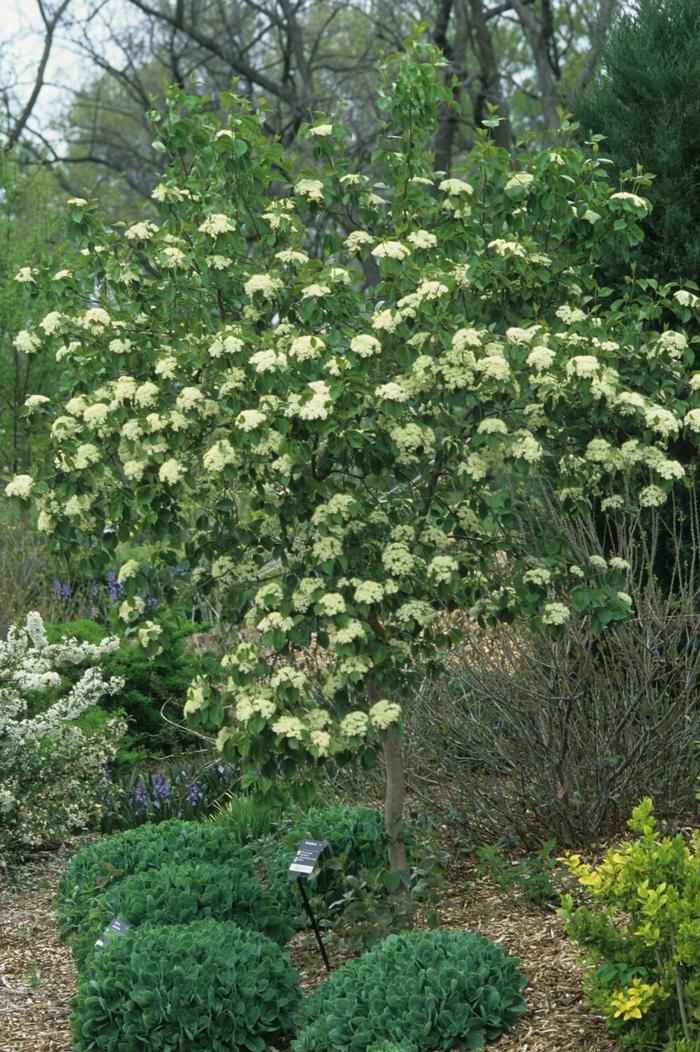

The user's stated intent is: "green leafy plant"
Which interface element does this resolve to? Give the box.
[10,40,700,884]
[560,798,700,1049]
[71,918,302,1052]
[56,818,252,946]
[293,928,527,1051]
[70,857,294,967]
[213,792,290,845]
[46,620,200,760]
[366,1043,416,1052]
[265,805,415,910]
[367,1044,416,1052]
[314,837,445,952]
[100,759,237,832]
[475,839,562,908]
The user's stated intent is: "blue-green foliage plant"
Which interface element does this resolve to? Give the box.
[70,858,294,967]
[71,918,302,1052]
[56,819,250,946]
[293,929,527,1052]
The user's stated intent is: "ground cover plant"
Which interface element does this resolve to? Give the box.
[293,927,527,1051]
[69,856,294,968]
[560,798,700,1049]
[7,38,700,883]
[474,839,562,909]
[71,917,302,1052]
[56,818,255,947]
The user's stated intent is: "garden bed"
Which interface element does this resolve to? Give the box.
[0,840,619,1052]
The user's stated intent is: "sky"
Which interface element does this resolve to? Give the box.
[1,0,121,137]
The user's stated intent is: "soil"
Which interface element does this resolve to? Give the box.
[0,840,620,1052]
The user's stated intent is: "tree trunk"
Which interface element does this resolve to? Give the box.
[433,0,471,175]
[512,0,561,138]
[383,722,408,874]
[469,0,514,153]
[574,0,617,96]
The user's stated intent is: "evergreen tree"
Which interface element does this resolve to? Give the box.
[575,0,700,287]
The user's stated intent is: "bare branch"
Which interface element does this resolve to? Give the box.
[2,0,72,153]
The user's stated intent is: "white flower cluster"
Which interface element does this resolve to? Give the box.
[0,613,124,854]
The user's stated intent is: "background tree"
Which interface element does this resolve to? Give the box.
[0,0,72,154]
[575,0,700,287]
[2,1,620,211]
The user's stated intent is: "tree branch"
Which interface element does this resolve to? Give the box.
[2,0,72,153]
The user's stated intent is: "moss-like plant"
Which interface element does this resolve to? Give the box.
[71,858,295,967]
[57,819,252,945]
[293,928,527,1051]
[71,918,302,1051]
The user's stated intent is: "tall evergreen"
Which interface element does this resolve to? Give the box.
[575,0,700,287]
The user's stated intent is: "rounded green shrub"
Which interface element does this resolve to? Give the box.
[293,929,527,1052]
[57,819,251,945]
[70,857,294,966]
[266,805,414,910]
[71,918,302,1052]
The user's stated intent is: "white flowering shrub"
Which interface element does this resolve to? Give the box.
[0,612,125,858]
[5,43,700,868]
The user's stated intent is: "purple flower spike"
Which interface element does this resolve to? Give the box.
[130,777,148,813]
[106,570,125,603]
[153,772,170,800]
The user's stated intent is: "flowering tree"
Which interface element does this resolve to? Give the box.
[6,43,700,872]
[0,612,124,857]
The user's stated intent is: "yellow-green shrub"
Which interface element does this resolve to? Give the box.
[560,798,700,1049]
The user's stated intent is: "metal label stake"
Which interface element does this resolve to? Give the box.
[288,838,331,972]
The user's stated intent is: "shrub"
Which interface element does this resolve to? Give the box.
[12,43,700,881]
[70,857,294,966]
[0,611,125,860]
[56,818,252,946]
[560,798,700,1049]
[46,619,200,759]
[293,928,527,1051]
[404,501,700,846]
[71,918,302,1052]
[265,805,414,911]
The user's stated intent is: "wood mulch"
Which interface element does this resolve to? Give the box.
[0,842,620,1052]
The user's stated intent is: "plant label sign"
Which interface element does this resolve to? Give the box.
[289,838,325,877]
[95,916,130,948]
